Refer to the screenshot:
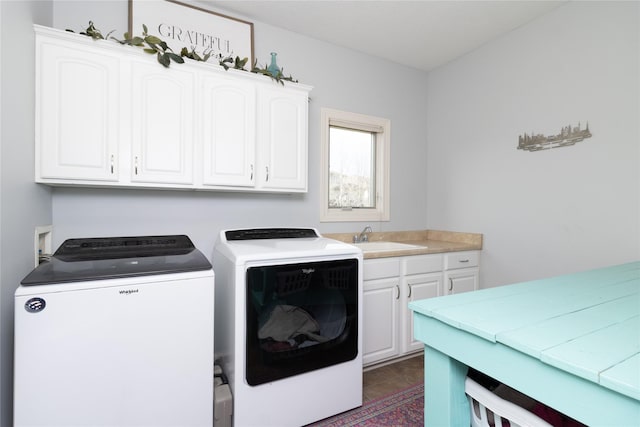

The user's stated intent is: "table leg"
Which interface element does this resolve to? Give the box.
[423,345,470,427]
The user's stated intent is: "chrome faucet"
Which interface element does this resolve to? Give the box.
[353,226,373,243]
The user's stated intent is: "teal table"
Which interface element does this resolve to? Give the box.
[409,262,640,426]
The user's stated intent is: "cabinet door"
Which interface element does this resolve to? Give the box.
[37,38,119,182]
[201,75,256,187]
[363,278,400,366]
[130,61,195,185]
[257,85,308,191]
[403,272,442,353]
[444,268,479,295]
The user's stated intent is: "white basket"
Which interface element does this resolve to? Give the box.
[465,378,553,427]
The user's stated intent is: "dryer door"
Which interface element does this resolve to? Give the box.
[245,258,359,385]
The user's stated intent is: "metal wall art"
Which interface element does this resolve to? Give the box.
[518,122,592,152]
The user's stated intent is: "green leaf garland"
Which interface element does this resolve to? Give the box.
[66,21,299,84]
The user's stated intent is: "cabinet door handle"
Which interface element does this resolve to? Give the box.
[134,156,139,175]
[265,166,269,182]
[395,285,400,300]
[448,278,453,291]
[407,283,412,299]
[459,259,470,263]
[250,164,254,180]
[110,155,115,174]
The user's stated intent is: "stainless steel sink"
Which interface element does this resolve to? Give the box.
[353,241,425,252]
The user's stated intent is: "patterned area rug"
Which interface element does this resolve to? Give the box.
[308,382,424,426]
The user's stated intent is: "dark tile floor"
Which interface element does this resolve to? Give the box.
[362,355,424,401]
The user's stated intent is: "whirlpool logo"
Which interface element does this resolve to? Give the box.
[119,289,139,295]
[25,297,46,313]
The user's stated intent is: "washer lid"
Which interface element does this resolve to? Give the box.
[21,235,212,285]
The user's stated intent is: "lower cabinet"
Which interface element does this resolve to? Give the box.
[363,254,443,366]
[402,274,442,354]
[444,268,479,295]
[444,251,480,295]
[363,251,479,367]
[363,258,401,365]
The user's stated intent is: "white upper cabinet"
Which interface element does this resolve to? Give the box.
[256,85,308,191]
[201,75,256,188]
[34,25,312,193]
[36,33,120,182]
[130,60,196,185]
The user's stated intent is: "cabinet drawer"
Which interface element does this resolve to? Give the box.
[403,254,443,275]
[444,251,479,270]
[363,258,401,281]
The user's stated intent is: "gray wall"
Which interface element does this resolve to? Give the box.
[426,1,640,287]
[50,0,430,257]
[2,1,430,421]
[0,2,53,425]
[1,0,638,424]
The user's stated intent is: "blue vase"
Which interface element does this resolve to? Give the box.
[267,52,280,77]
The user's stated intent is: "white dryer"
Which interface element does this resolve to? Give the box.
[213,228,363,427]
[14,235,214,427]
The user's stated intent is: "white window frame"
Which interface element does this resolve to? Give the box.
[320,107,390,222]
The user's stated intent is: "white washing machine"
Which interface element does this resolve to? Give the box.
[213,228,363,427]
[14,235,215,427]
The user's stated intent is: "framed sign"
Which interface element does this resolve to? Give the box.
[129,0,254,65]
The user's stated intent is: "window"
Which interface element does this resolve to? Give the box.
[320,108,390,222]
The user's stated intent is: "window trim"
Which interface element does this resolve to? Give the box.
[320,108,390,222]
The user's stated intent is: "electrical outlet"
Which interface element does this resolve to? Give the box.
[34,225,53,267]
